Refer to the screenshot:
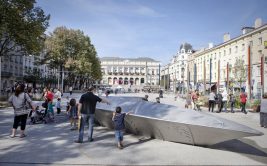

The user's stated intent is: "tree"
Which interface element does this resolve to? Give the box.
[0,0,50,56]
[232,58,247,89]
[44,26,102,89]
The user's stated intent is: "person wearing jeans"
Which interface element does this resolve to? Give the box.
[78,114,94,142]
[75,86,110,143]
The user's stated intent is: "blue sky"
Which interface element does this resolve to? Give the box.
[36,0,267,65]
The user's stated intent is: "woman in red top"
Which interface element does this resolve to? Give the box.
[240,89,247,114]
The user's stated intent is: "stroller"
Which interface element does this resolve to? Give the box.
[195,101,204,111]
[29,106,47,124]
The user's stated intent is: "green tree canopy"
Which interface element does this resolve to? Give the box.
[0,0,50,56]
[233,58,247,89]
[44,26,102,87]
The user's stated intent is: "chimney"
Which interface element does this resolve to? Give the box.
[242,27,255,35]
[255,18,262,28]
[223,33,230,42]
[208,43,214,49]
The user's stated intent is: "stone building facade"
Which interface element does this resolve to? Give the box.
[100,57,160,88]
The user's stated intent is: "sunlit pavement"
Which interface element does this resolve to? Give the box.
[0,92,267,165]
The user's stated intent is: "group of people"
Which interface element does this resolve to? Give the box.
[207,88,248,114]
[8,84,131,149]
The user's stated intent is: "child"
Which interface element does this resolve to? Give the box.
[112,106,130,149]
[47,99,54,121]
[68,98,78,130]
[55,98,61,114]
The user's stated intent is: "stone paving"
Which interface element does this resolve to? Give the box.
[0,92,267,165]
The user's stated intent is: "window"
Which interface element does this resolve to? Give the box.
[242,43,245,51]
[235,46,238,53]
[229,48,231,55]
[224,50,226,56]
[219,52,221,58]
[249,41,253,47]
[259,37,262,45]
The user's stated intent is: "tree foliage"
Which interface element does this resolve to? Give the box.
[0,0,50,56]
[44,26,102,88]
[232,58,247,88]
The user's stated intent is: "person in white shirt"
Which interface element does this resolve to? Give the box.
[69,86,73,95]
[208,91,216,112]
[222,90,228,112]
[55,89,62,99]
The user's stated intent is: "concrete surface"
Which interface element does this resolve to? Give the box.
[0,92,266,165]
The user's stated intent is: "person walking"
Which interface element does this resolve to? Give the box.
[8,83,35,138]
[240,89,247,114]
[208,90,216,112]
[75,86,110,143]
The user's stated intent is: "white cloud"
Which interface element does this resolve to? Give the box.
[67,0,164,17]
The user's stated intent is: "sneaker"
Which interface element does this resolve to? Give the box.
[74,140,82,143]
[117,144,123,149]
[20,134,27,138]
[9,135,16,138]
[88,138,94,142]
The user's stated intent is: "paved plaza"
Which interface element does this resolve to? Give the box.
[0,92,267,165]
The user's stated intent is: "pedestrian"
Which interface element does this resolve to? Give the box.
[105,89,110,97]
[142,95,149,101]
[68,98,78,130]
[191,90,199,110]
[185,92,192,109]
[222,90,228,112]
[156,97,160,103]
[112,106,130,149]
[69,86,73,96]
[8,83,35,138]
[216,91,223,113]
[75,86,110,143]
[55,89,62,99]
[159,89,163,98]
[229,93,236,113]
[47,99,55,121]
[55,98,61,114]
[260,93,267,128]
[208,90,216,112]
[240,88,247,114]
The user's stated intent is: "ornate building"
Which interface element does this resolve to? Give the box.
[100,57,160,88]
[161,43,193,92]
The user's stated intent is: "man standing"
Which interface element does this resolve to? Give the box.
[75,86,110,143]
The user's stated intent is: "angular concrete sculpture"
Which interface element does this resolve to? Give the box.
[95,96,263,146]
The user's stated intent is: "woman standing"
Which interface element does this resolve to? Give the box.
[8,83,35,138]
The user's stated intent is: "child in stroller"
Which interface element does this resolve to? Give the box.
[29,106,47,124]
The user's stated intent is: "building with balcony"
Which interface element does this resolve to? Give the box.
[100,57,160,88]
